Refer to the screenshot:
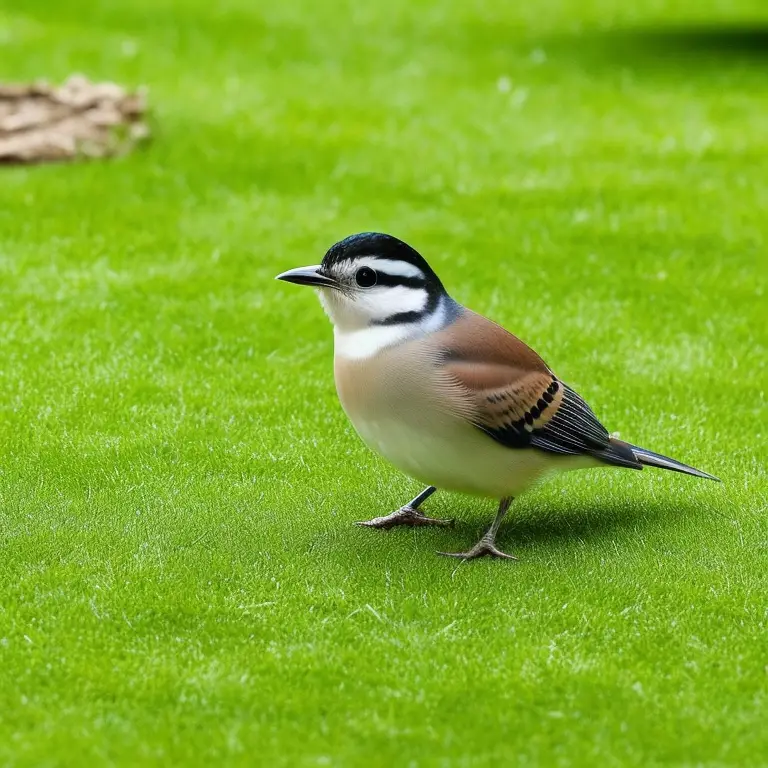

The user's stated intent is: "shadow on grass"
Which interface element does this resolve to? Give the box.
[445,499,662,545]
[546,22,768,73]
[503,502,660,547]
[611,24,768,58]
[341,494,702,559]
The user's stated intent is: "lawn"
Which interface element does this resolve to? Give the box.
[1,0,767,765]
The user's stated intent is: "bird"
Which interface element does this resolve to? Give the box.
[276,232,719,561]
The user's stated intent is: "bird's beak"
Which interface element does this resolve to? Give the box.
[275,265,338,288]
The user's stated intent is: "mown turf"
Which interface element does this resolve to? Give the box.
[1,0,767,765]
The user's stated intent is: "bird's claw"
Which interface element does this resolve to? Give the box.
[355,506,455,530]
[438,538,518,561]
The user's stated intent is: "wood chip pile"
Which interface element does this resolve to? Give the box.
[0,75,149,164]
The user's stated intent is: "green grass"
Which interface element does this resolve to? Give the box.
[1,0,767,765]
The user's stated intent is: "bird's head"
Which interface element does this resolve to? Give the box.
[276,232,450,334]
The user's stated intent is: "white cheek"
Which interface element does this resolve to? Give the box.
[316,288,356,328]
[316,288,333,318]
[315,285,428,329]
[361,286,427,321]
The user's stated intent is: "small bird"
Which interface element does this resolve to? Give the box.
[277,233,719,560]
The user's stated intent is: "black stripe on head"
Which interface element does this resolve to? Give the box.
[321,232,445,293]
[373,272,427,289]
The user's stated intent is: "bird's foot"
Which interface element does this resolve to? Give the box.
[438,537,518,561]
[355,505,455,530]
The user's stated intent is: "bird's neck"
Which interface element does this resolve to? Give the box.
[333,296,461,360]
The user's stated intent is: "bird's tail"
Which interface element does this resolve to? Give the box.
[611,439,720,482]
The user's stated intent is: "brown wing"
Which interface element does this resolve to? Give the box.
[435,310,641,469]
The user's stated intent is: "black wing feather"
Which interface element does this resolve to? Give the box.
[484,383,641,470]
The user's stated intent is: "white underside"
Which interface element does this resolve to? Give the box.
[353,412,595,498]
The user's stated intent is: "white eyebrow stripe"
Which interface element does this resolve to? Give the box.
[354,256,425,279]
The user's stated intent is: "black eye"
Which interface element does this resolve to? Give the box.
[355,267,377,288]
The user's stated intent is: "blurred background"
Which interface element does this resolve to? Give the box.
[1,0,766,764]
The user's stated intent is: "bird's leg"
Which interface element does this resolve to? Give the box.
[355,486,454,529]
[439,497,517,560]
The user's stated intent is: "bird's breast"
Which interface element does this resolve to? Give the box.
[333,342,571,497]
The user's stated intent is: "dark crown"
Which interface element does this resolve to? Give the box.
[321,232,444,289]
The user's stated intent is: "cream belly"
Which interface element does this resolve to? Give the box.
[333,329,594,499]
[350,410,587,498]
